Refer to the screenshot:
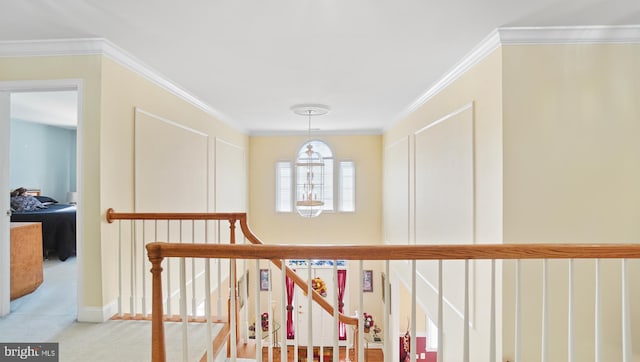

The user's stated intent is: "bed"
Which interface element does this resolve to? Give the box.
[10,202,77,261]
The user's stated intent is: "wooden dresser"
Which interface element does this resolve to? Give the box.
[10,222,43,300]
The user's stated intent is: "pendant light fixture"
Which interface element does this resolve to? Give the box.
[291,104,329,218]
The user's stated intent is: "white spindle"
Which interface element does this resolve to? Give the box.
[307,261,313,362]
[359,260,365,362]
[166,221,172,317]
[411,260,417,362]
[294,279,299,362]
[267,264,273,362]
[204,221,213,362]
[117,220,123,317]
[490,259,496,362]
[463,260,469,362]
[622,259,631,362]
[229,258,237,360]
[179,257,188,361]
[438,260,443,362]
[130,220,135,317]
[384,260,390,362]
[568,259,574,362]
[141,221,149,318]
[333,261,339,362]
[281,260,287,362]
[216,221,222,318]
[541,259,548,362]
[180,271,189,359]
[515,260,521,362]
[191,221,197,318]
[595,259,602,362]
[178,221,189,362]
[255,260,262,362]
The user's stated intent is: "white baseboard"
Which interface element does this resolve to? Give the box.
[77,300,118,322]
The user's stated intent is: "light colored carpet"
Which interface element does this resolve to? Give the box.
[1,257,223,361]
[54,319,216,362]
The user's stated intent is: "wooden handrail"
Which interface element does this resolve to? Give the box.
[107,209,358,325]
[106,208,247,223]
[145,242,640,261]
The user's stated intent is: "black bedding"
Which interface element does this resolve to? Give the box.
[11,204,76,261]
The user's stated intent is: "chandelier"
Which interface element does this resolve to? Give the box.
[291,104,329,218]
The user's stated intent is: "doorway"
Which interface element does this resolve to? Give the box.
[0,79,82,317]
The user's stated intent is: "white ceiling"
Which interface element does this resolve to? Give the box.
[10,91,78,129]
[1,0,639,134]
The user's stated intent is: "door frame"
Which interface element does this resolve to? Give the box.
[0,79,83,316]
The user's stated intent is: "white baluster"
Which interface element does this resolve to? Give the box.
[438,260,443,362]
[130,220,135,317]
[595,260,601,362]
[333,261,339,362]
[541,259,548,362]
[384,260,390,362]
[267,264,273,362]
[191,221,196,318]
[463,260,469,362]
[308,261,313,362]
[281,260,287,362]
[204,221,213,362]
[141,221,149,318]
[568,259,574,362]
[359,260,365,362]
[622,259,631,362]
[216,220,222,318]
[255,260,262,362]
[117,220,123,317]
[515,260,521,362]
[411,260,417,362]
[490,259,496,362]
[166,221,172,317]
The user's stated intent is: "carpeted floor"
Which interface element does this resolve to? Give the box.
[0,257,221,361]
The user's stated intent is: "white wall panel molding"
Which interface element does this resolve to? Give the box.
[412,102,476,328]
[214,138,246,213]
[383,136,411,245]
[134,108,209,213]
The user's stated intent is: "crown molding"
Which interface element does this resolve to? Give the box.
[250,128,383,137]
[387,25,640,131]
[0,38,243,133]
[0,38,105,57]
[498,25,640,45]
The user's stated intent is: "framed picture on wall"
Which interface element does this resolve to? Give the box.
[363,270,373,292]
[260,269,270,291]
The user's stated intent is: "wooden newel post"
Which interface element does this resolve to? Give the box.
[147,243,166,362]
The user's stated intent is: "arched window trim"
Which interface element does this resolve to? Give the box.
[275,139,355,215]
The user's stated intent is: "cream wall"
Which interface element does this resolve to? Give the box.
[1,54,249,321]
[248,134,382,245]
[0,54,104,316]
[383,49,503,361]
[384,41,640,361]
[501,43,640,361]
[100,57,248,316]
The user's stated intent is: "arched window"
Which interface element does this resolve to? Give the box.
[275,139,355,215]
[296,140,334,213]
